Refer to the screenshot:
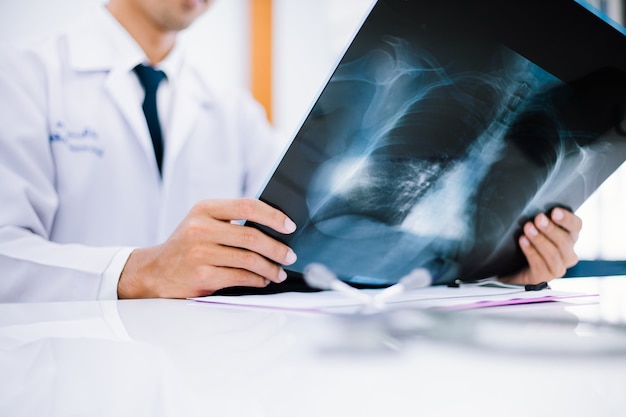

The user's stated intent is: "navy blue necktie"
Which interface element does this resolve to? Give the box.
[133,64,166,174]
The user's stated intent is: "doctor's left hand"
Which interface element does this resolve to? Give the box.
[498,208,582,285]
[117,199,298,299]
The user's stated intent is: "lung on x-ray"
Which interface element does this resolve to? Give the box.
[254,0,626,285]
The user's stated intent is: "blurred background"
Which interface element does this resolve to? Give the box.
[0,0,624,267]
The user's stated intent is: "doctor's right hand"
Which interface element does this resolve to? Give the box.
[117,199,298,299]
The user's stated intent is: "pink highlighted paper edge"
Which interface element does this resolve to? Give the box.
[441,293,599,311]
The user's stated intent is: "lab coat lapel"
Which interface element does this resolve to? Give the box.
[104,70,156,162]
[65,7,157,168]
[165,66,207,170]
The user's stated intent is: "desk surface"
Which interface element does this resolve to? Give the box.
[1,277,626,417]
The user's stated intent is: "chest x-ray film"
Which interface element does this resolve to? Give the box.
[255,0,626,286]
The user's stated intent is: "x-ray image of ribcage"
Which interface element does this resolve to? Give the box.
[292,38,558,284]
[256,0,626,286]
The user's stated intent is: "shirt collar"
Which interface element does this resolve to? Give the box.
[66,4,185,79]
[151,41,185,86]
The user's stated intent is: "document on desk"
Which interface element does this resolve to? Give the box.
[190,286,597,314]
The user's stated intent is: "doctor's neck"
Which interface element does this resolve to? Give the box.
[107,1,185,65]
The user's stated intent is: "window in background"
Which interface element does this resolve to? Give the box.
[571,0,626,261]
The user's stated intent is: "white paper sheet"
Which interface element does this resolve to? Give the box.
[191,285,597,313]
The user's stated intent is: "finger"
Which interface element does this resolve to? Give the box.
[534,213,579,268]
[194,199,297,234]
[518,235,550,283]
[524,220,567,278]
[177,206,297,271]
[216,221,297,267]
[550,208,582,242]
[204,244,289,284]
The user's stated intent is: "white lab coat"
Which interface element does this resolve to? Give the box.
[0,7,283,302]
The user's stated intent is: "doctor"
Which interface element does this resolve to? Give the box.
[0,0,581,302]
[0,0,298,302]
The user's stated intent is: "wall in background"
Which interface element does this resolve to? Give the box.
[272,0,374,140]
[0,0,250,91]
[0,0,103,45]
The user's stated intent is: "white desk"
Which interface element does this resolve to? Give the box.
[1,277,625,417]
